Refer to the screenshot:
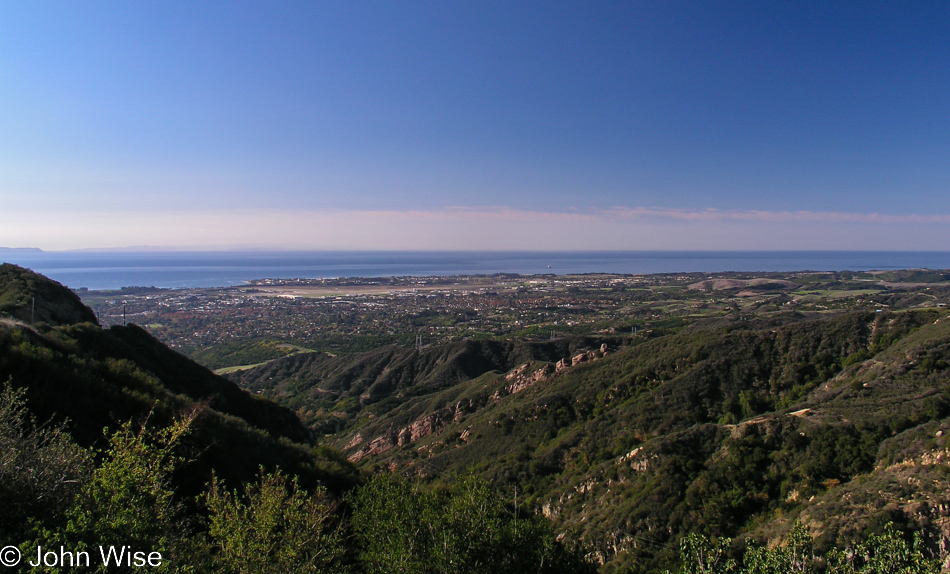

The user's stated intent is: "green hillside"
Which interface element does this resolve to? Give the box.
[0,264,358,494]
[0,262,98,326]
[4,263,948,572]
[0,264,590,572]
[233,308,950,572]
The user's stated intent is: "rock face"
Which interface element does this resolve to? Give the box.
[491,363,552,400]
[348,399,477,463]
[345,344,611,463]
[568,345,608,368]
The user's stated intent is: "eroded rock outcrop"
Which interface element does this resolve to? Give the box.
[347,344,611,462]
[348,399,477,462]
[491,363,552,400]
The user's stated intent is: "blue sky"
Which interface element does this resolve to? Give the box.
[1,1,948,250]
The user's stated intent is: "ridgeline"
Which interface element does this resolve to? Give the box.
[232,298,950,572]
[4,262,950,572]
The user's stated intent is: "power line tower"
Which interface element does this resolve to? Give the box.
[415,334,423,350]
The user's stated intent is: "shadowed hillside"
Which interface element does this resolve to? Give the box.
[0,264,358,495]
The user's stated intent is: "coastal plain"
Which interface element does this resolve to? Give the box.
[5,263,950,571]
[76,267,950,571]
[78,269,950,369]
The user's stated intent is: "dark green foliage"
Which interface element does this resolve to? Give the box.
[683,428,774,534]
[0,263,98,326]
[0,381,91,541]
[7,268,950,572]
[798,423,884,484]
[263,309,950,572]
[349,474,595,574]
[0,320,358,495]
[229,335,620,432]
[4,399,590,573]
[204,469,348,573]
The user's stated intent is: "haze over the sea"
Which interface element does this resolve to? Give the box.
[1,3,948,251]
[1,250,947,291]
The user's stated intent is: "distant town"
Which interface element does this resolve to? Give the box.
[77,270,949,371]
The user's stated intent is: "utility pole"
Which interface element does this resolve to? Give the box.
[123,303,127,326]
[31,297,35,325]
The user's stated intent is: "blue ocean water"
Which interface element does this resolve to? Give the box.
[1,251,949,291]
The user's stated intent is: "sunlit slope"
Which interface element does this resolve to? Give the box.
[233,308,950,572]
[0,262,97,326]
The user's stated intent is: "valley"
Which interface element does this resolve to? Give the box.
[72,267,950,571]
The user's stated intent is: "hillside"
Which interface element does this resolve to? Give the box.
[227,335,624,434]
[0,264,358,494]
[1,266,598,573]
[232,307,950,572]
[0,262,97,326]
[7,261,947,571]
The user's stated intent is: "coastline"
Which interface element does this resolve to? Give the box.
[3,250,950,291]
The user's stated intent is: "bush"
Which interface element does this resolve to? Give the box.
[204,468,347,573]
[349,474,595,574]
[0,380,90,540]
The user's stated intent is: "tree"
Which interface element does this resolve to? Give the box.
[676,532,736,574]
[825,523,939,574]
[740,522,812,574]
[672,522,940,574]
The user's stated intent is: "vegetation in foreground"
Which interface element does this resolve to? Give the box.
[221,277,950,572]
[3,263,950,572]
[3,382,940,573]
[2,382,589,572]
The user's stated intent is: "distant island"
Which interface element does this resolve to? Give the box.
[0,247,42,252]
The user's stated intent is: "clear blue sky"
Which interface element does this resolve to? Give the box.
[1,1,948,250]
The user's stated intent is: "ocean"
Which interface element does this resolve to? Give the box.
[2,251,949,291]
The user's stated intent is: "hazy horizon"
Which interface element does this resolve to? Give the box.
[2,3,948,251]
[6,246,950,255]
